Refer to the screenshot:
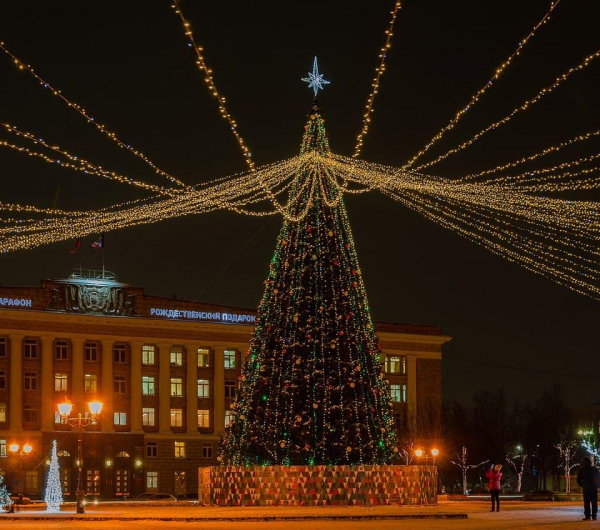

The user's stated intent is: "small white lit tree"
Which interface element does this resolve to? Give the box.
[45,440,63,513]
[506,445,528,493]
[451,446,488,495]
[555,439,579,494]
[0,474,12,511]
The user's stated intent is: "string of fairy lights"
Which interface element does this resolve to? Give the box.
[1,2,600,303]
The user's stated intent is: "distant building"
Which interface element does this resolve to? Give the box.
[0,270,449,498]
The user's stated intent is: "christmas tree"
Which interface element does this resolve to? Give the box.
[45,440,63,512]
[222,101,398,466]
[0,474,11,510]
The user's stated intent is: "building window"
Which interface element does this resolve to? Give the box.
[225,381,236,399]
[25,471,39,494]
[84,342,98,362]
[115,469,130,496]
[0,371,6,390]
[174,441,186,458]
[202,443,213,458]
[142,345,155,365]
[86,469,101,495]
[61,468,71,495]
[142,376,155,396]
[170,347,183,366]
[146,442,158,458]
[0,338,6,357]
[197,379,210,398]
[24,405,37,423]
[54,373,68,392]
[390,383,407,403]
[114,412,127,426]
[23,338,38,359]
[224,350,236,369]
[0,404,5,423]
[113,344,127,363]
[225,411,233,428]
[54,340,69,360]
[54,410,61,424]
[0,440,5,456]
[84,374,97,394]
[385,355,406,374]
[146,471,158,491]
[198,348,210,367]
[142,407,155,427]
[24,372,37,390]
[174,470,186,491]
[197,409,210,428]
[114,376,126,394]
[170,378,183,397]
[170,409,183,427]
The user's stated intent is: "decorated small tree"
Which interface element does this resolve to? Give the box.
[0,474,11,511]
[45,440,63,512]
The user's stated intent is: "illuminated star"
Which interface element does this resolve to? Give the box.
[302,57,330,97]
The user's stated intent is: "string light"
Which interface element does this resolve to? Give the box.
[170,0,255,171]
[353,1,402,158]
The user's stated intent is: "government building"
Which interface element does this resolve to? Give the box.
[0,270,450,499]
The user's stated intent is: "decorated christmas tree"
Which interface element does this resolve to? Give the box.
[45,440,63,512]
[222,101,398,465]
[0,474,11,511]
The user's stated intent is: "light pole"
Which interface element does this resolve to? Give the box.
[8,442,32,511]
[58,397,103,514]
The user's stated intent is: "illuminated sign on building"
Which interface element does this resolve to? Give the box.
[150,308,256,324]
[0,298,33,308]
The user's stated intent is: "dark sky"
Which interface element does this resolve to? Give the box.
[1,0,599,408]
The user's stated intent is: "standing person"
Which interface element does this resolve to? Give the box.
[577,457,600,521]
[486,464,503,512]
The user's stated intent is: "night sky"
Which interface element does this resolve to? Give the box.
[1,1,599,408]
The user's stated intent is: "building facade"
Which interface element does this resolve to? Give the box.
[0,270,449,499]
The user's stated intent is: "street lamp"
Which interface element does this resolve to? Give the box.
[58,397,103,514]
[8,442,33,511]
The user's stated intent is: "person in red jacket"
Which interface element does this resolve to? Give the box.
[486,464,503,512]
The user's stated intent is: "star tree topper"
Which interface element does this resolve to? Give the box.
[302,57,330,97]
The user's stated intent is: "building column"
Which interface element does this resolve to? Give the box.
[71,338,85,412]
[101,339,114,433]
[158,342,171,434]
[407,355,418,429]
[130,341,143,433]
[214,346,225,435]
[40,336,55,431]
[9,334,24,432]
[186,344,197,434]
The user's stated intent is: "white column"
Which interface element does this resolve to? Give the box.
[9,334,24,432]
[158,342,171,434]
[214,347,225,435]
[101,339,114,433]
[130,341,143,433]
[186,344,197,434]
[40,336,55,431]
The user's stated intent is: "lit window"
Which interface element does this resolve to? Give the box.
[197,379,210,398]
[197,348,210,367]
[84,342,98,362]
[116,451,130,458]
[142,345,155,365]
[24,372,37,390]
[54,373,68,392]
[57,450,70,457]
[390,383,407,403]
[225,381,236,399]
[225,411,233,428]
[174,441,186,458]
[146,471,158,491]
[197,409,210,428]
[0,440,5,457]
[61,468,71,495]
[0,371,6,390]
[385,355,406,374]
[170,347,183,366]
[0,404,5,423]
[114,376,126,394]
[142,376,155,396]
[24,338,38,359]
[84,374,97,394]
[54,410,61,424]
[170,409,183,427]
[54,340,69,360]
[24,405,37,423]
[142,407,155,427]
[224,350,236,369]
[175,470,186,490]
[146,442,158,458]
[114,412,127,426]
[0,338,6,357]
[202,443,213,458]
[25,471,39,495]
[113,344,127,363]
[170,378,183,397]
[86,470,100,495]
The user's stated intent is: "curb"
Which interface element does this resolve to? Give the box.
[0,514,468,521]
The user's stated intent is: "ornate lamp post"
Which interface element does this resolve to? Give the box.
[8,442,32,510]
[58,397,103,514]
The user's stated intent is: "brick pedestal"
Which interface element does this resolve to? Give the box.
[199,465,437,506]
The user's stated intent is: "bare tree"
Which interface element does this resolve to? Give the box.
[451,446,489,495]
[555,440,579,493]
[506,452,528,493]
